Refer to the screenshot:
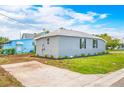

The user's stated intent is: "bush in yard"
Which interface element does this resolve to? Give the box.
[45,54,48,58]
[3,49,8,55]
[63,56,69,59]
[97,52,102,55]
[1,48,16,55]
[97,51,108,55]
[74,55,78,57]
[50,55,54,58]
[94,53,97,55]
[0,49,2,54]
[80,53,86,57]
[87,53,91,56]
[104,51,109,54]
[58,56,62,59]
[8,48,16,55]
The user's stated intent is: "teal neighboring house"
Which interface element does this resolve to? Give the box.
[3,38,34,53]
[2,32,49,54]
[2,33,35,54]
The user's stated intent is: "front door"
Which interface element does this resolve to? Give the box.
[41,44,45,55]
[16,44,23,53]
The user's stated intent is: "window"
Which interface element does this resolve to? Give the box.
[80,38,86,49]
[93,39,98,48]
[121,44,124,48]
[47,38,49,44]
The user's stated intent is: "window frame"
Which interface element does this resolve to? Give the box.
[93,39,98,48]
[80,38,86,49]
[47,38,49,44]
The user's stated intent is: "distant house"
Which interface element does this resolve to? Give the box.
[35,28,106,58]
[2,38,34,53]
[119,38,124,50]
[2,31,49,54]
[22,33,36,39]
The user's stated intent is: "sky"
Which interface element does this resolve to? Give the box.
[0,5,124,40]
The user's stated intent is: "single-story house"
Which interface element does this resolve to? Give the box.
[2,38,34,53]
[21,33,36,39]
[35,28,106,58]
[119,38,124,50]
[1,32,49,54]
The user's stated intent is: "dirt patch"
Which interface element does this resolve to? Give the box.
[0,54,49,65]
[0,66,22,87]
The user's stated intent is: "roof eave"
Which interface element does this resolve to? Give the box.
[35,35,106,42]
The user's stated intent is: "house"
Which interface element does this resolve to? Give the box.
[22,33,36,39]
[2,38,34,53]
[35,28,106,58]
[119,38,124,50]
[2,31,49,54]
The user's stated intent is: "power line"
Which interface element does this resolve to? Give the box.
[0,8,40,29]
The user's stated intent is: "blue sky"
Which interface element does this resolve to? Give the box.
[0,5,124,40]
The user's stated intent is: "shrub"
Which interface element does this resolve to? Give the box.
[106,51,109,54]
[97,51,107,55]
[87,53,91,56]
[58,56,62,59]
[97,52,102,55]
[74,55,78,57]
[63,56,69,59]
[50,55,54,58]
[80,54,85,57]
[94,53,97,55]
[0,49,2,54]
[45,54,48,57]
[8,48,16,55]
[0,48,16,55]
[104,51,109,54]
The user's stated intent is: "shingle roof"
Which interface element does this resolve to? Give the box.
[35,29,104,41]
[22,33,35,39]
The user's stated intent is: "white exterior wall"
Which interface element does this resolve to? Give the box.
[35,36,59,58]
[58,36,106,57]
[36,36,106,58]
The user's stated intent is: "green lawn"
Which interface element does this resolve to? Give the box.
[46,53,124,74]
[108,50,124,52]
[0,53,124,86]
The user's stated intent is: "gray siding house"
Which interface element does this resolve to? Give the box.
[35,29,106,58]
[119,38,124,50]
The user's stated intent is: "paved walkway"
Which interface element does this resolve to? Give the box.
[1,61,124,87]
[1,61,104,87]
[86,68,124,87]
[111,77,124,87]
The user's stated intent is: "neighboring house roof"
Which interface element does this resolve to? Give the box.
[3,38,33,44]
[22,31,49,39]
[34,31,49,38]
[35,28,105,41]
[22,33,36,39]
[120,38,124,43]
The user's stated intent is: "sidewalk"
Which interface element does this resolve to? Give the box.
[85,68,124,87]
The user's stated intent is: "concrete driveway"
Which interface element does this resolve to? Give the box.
[1,61,104,87]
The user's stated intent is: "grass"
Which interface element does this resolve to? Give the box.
[0,67,22,87]
[46,53,124,74]
[108,50,124,52]
[0,53,124,86]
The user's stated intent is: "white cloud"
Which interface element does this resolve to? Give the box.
[0,5,111,40]
[99,14,108,19]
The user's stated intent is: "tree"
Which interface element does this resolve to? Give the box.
[0,37,9,48]
[98,33,120,50]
